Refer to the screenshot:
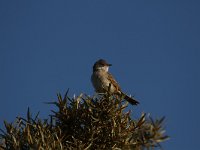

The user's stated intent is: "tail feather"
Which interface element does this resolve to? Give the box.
[121,92,139,105]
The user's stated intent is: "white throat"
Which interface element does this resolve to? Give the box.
[97,66,109,72]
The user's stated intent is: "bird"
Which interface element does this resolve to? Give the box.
[91,59,139,105]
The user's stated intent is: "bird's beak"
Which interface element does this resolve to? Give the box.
[108,64,112,66]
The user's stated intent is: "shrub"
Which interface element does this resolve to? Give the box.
[0,91,168,150]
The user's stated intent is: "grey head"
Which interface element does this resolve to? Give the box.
[93,59,112,72]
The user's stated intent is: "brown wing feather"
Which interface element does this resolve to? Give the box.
[107,72,121,92]
[108,73,139,105]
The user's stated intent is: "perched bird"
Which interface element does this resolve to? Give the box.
[91,59,139,105]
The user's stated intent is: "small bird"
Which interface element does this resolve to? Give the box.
[91,59,139,105]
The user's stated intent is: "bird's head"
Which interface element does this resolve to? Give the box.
[93,59,112,72]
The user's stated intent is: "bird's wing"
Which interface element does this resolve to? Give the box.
[107,72,121,91]
[107,72,139,105]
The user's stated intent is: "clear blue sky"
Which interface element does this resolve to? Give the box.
[0,1,199,149]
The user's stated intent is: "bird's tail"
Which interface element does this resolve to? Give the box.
[121,92,139,105]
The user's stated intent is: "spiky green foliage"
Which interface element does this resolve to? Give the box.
[0,92,168,150]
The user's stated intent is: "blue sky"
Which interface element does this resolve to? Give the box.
[0,1,199,149]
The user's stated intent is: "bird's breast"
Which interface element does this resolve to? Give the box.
[91,71,116,93]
